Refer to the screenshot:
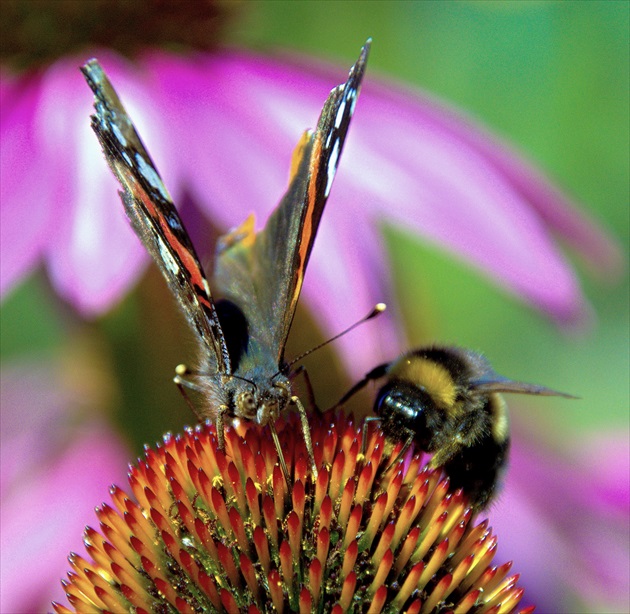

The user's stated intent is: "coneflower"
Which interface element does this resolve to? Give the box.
[54,411,532,613]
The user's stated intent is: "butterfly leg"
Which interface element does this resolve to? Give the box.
[175,365,229,453]
[215,404,229,452]
[292,395,318,479]
[174,367,205,420]
[268,421,292,493]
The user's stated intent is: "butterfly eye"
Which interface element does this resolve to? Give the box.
[237,391,257,415]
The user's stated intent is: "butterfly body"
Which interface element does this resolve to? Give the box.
[194,303,292,429]
[83,41,371,485]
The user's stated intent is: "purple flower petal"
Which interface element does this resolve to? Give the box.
[37,55,158,313]
[0,72,54,295]
[149,51,619,323]
[1,427,129,613]
[492,429,630,612]
[0,361,130,613]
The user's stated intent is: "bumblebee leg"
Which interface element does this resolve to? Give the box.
[436,431,509,510]
[292,395,318,479]
[360,416,382,457]
[269,421,292,493]
[428,437,465,469]
[429,411,485,469]
[385,428,415,471]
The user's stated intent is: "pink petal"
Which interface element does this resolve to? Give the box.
[582,432,630,513]
[129,49,619,374]
[142,52,300,228]
[35,54,158,314]
[0,72,54,296]
[3,48,619,335]
[1,361,72,493]
[491,429,630,612]
[0,426,129,613]
[1,360,129,613]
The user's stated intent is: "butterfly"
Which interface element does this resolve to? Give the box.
[82,40,370,487]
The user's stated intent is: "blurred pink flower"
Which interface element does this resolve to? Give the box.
[0,361,130,613]
[1,49,621,378]
[492,426,630,613]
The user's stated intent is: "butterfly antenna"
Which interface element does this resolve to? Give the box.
[285,303,386,370]
[229,373,258,393]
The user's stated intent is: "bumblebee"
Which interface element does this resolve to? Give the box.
[339,346,574,509]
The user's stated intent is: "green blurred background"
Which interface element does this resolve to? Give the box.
[2,1,628,452]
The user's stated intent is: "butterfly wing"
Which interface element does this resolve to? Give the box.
[214,41,370,369]
[82,60,231,374]
[469,377,577,398]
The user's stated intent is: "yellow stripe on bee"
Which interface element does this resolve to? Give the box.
[490,394,509,443]
[390,357,458,410]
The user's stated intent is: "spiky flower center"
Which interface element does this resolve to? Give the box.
[54,411,531,613]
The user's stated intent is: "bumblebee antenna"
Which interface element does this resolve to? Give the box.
[285,303,386,370]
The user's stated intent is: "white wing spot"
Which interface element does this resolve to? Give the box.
[157,235,180,276]
[334,99,347,129]
[349,90,358,115]
[167,213,182,231]
[111,123,127,148]
[135,153,170,201]
[325,139,340,198]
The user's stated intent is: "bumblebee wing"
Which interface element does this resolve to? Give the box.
[469,376,577,399]
[82,60,230,373]
[214,41,370,367]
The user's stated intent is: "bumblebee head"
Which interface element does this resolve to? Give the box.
[374,381,439,449]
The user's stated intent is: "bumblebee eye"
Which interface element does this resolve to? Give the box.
[375,383,434,449]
